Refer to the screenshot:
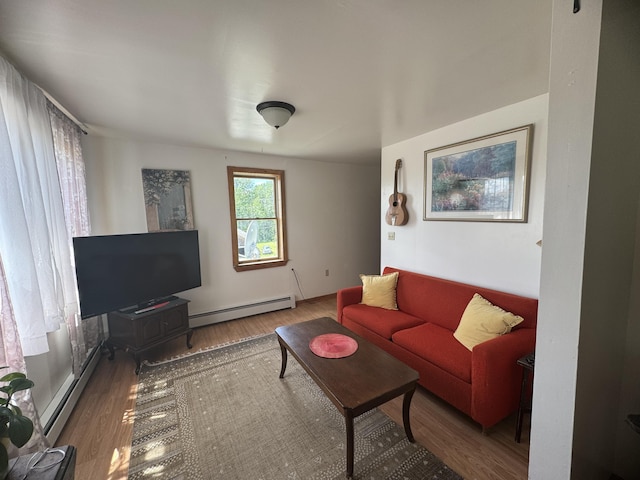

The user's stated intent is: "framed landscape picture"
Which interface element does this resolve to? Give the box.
[142,168,194,231]
[424,124,533,222]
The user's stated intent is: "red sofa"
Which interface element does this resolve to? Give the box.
[337,267,537,430]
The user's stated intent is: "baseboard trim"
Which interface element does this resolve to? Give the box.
[189,294,296,328]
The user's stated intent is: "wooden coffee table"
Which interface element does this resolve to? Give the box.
[275,317,419,479]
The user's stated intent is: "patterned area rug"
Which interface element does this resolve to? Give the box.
[128,333,462,480]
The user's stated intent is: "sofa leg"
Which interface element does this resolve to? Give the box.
[482,426,490,436]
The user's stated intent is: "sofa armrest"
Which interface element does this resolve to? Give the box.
[336,286,363,324]
[470,328,536,428]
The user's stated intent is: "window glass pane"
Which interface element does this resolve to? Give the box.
[257,219,278,259]
[236,219,278,262]
[233,177,276,219]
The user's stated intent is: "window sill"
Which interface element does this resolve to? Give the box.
[233,258,289,272]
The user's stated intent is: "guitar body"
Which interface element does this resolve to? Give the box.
[386,192,408,226]
[385,159,409,226]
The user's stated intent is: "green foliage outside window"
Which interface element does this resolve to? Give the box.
[234,177,276,244]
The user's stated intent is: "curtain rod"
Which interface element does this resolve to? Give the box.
[39,87,89,135]
[0,54,89,134]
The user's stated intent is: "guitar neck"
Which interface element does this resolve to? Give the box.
[393,159,401,202]
[393,171,399,201]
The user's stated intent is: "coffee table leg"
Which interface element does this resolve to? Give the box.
[402,386,416,443]
[278,340,288,378]
[345,411,354,479]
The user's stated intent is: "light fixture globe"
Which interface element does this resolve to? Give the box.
[256,101,295,129]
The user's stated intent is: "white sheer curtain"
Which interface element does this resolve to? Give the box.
[0,258,48,455]
[48,101,101,375]
[0,56,78,357]
[0,55,97,458]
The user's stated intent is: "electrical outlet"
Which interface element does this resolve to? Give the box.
[388,232,395,240]
[325,269,329,276]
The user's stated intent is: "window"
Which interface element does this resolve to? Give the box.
[227,166,288,271]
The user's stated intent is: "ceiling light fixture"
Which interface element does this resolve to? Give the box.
[256,101,295,129]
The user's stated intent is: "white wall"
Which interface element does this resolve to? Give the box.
[81,136,381,319]
[532,1,640,478]
[618,199,640,477]
[530,2,602,477]
[572,0,640,477]
[380,94,548,298]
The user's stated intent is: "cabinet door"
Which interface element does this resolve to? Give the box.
[162,304,189,336]
[137,316,164,345]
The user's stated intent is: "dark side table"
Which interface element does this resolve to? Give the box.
[515,352,535,443]
[7,445,76,479]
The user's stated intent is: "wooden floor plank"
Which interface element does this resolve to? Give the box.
[56,294,529,479]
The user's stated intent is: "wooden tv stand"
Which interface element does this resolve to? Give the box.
[106,297,193,374]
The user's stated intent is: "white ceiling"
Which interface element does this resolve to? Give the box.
[0,0,551,164]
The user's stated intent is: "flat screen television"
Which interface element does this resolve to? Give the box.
[73,230,201,319]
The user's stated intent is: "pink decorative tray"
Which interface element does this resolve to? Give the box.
[309,333,358,359]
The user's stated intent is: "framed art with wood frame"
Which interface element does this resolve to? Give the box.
[142,168,194,231]
[424,124,533,222]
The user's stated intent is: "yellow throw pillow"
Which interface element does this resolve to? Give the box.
[360,272,399,310]
[453,293,524,351]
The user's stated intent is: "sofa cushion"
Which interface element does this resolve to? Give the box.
[360,272,399,310]
[453,293,524,351]
[342,304,424,339]
[382,267,539,331]
[393,323,472,383]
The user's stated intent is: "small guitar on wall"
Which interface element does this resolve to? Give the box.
[385,159,408,226]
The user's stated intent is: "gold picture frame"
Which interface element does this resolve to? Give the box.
[424,124,533,222]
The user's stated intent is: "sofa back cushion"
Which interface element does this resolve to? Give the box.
[383,267,538,332]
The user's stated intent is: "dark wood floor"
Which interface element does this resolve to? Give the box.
[56,294,529,479]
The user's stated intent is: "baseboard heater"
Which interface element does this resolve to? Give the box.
[189,294,296,328]
[42,341,102,444]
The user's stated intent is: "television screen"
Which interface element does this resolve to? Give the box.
[73,230,201,319]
